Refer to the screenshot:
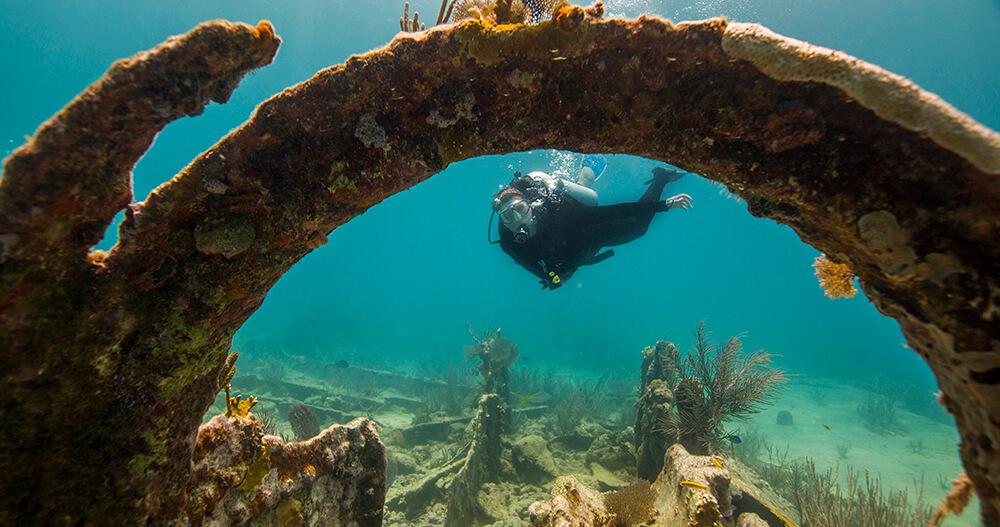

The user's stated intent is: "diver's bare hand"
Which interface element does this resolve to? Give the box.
[664,193,693,211]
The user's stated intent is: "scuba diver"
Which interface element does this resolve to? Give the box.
[490,156,692,290]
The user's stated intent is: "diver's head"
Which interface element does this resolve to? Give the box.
[493,188,536,243]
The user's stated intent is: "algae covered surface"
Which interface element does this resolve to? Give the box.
[1,0,998,525]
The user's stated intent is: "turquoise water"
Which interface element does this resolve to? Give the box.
[3,0,997,525]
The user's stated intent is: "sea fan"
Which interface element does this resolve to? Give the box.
[813,255,858,299]
[288,403,321,441]
[659,322,786,454]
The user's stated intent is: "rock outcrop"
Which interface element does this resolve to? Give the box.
[635,342,677,480]
[185,414,386,525]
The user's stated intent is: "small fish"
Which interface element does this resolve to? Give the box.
[334,360,349,369]
[822,424,832,431]
[513,391,551,407]
[710,456,725,469]
[679,480,710,491]
[722,434,742,444]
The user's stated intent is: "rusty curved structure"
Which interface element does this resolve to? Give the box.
[1,4,998,524]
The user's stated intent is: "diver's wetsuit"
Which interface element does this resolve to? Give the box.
[499,174,673,288]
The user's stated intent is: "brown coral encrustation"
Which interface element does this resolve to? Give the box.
[2,4,1000,523]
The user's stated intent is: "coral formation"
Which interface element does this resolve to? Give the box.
[775,410,793,426]
[528,476,613,527]
[185,413,386,525]
[445,394,505,525]
[635,342,677,481]
[656,323,786,455]
[466,325,520,409]
[3,4,1000,522]
[927,471,975,526]
[529,443,793,527]
[288,403,321,440]
[400,0,462,33]
[603,480,657,527]
[400,2,427,32]
[812,255,858,299]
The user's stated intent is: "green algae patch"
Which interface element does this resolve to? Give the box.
[194,215,256,258]
[240,443,271,493]
[276,497,304,527]
[328,174,358,195]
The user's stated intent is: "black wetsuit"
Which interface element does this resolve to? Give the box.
[498,174,673,289]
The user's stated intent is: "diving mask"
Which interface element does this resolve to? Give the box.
[499,198,530,226]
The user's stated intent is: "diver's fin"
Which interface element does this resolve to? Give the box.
[645,167,684,185]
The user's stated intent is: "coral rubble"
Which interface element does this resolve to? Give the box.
[3,1,1000,522]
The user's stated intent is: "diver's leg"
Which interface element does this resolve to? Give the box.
[581,203,661,246]
[639,167,684,203]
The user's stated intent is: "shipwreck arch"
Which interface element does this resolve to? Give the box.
[1,6,998,524]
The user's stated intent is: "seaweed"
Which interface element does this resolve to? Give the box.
[550,390,589,435]
[792,461,932,527]
[856,391,904,435]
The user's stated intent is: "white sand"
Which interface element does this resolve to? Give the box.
[742,376,978,526]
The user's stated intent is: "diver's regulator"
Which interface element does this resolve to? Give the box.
[513,226,530,244]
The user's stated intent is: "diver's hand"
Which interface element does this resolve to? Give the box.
[663,193,693,211]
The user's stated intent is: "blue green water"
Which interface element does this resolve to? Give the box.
[4,0,997,381]
[3,0,997,524]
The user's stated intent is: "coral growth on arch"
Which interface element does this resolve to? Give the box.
[655,322,786,455]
